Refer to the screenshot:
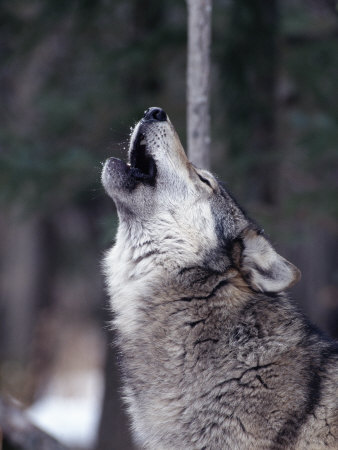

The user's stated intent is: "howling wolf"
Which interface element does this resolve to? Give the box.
[101,107,338,449]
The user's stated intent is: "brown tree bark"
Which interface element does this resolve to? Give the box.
[187,0,212,170]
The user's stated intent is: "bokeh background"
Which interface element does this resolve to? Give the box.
[0,0,337,449]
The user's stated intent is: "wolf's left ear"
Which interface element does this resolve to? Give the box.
[233,228,301,293]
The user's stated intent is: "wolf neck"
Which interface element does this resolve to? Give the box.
[104,218,245,338]
[116,211,220,272]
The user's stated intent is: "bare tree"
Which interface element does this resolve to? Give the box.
[187,0,212,170]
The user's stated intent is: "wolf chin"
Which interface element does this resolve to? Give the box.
[102,107,338,449]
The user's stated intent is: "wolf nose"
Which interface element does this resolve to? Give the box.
[143,107,167,122]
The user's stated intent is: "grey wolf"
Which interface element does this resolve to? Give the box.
[101,107,338,449]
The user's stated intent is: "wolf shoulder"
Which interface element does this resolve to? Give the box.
[195,293,338,450]
[259,299,338,449]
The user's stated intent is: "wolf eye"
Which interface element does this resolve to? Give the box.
[198,174,212,188]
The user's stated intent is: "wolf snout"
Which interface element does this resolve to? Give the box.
[143,107,167,122]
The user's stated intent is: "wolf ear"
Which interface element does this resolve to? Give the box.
[233,228,301,293]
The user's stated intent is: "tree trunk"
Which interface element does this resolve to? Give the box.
[187,0,212,170]
[95,329,135,450]
[0,210,42,364]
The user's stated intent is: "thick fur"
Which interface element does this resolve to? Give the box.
[102,110,338,449]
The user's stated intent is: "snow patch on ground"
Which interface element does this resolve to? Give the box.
[26,369,104,449]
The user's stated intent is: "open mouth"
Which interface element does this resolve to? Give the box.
[129,129,157,185]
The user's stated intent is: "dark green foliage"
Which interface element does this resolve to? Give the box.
[220,0,278,154]
[0,0,186,215]
[0,0,335,233]
[2,0,336,222]
[214,0,338,218]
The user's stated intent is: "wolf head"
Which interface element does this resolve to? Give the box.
[102,107,300,293]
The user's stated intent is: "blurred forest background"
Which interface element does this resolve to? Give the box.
[0,0,337,449]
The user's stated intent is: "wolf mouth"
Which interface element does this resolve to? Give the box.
[129,127,157,185]
[103,108,166,194]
